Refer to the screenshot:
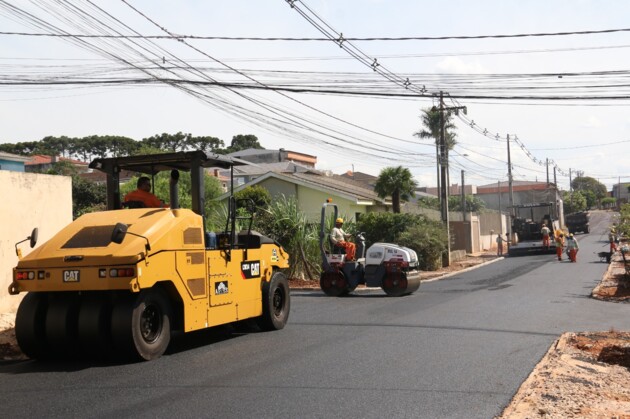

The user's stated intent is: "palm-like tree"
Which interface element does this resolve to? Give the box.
[413,107,458,150]
[374,166,418,213]
[413,108,458,196]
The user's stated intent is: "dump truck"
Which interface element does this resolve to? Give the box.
[318,201,421,296]
[10,151,290,361]
[508,202,562,256]
[565,211,590,234]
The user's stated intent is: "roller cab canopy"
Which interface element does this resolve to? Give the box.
[89,150,249,215]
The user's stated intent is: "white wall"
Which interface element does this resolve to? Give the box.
[0,171,72,312]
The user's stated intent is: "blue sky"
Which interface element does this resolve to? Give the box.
[2,0,630,190]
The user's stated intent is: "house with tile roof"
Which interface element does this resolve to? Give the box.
[217,169,391,222]
[25,154,89,173]
[475,180,562,213]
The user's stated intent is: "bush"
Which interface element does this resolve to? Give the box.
[357,212,420,245]
[357,212,447,271]
[256,195,321,280]
[397,222,447,271]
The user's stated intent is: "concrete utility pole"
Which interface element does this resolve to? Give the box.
[439,92,450,266]
[569,168,573,210]
[461,170,468,253]
[546,158,550,186]
[461,170,466,223]
[437,92,467,266]
[507,134,514,241]
[498,180,502,214]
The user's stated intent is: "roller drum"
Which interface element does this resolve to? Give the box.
[382,270,420,297]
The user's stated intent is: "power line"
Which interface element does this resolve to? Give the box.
[4,25,630,41]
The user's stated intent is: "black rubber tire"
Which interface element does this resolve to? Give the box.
[45,293,80,358]
[15,292,49,360]
[257,272,290,331]
[78,294,113,359]
[111,290,172,361]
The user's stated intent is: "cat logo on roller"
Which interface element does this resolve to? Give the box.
[241,261,261,279]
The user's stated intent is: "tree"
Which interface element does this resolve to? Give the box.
[562,190,587,214]
[142,132,190,152]
[234,185,272,210]
[413,107,458,151]
[448,195,486,213]
[186,135,224,153]
[571,176,607,208]
[227,134,263,152]
[413,107,458,197]
[46,161,106,217]
[374,166,417,213]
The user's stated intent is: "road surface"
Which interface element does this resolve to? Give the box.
[0,211,627,418]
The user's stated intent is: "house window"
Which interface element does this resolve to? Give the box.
[355,212,361,222]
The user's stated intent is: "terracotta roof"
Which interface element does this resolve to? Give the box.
[25,155,88,166]
[220,170,387,205]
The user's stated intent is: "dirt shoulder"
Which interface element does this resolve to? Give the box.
[497,250,630,418]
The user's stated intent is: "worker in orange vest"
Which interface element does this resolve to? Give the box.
[541,223,551,250]
[566,234,579,262]
[330,218,356,261]
[555,232,565,261]
[124,176,167,208]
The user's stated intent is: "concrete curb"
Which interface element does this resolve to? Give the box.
[290,256,504,292]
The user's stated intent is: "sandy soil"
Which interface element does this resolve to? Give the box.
[2,251,630,417]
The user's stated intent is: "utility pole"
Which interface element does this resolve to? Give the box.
[619,176,622,210]
[498,180,502,214]
[461,170,466,223]
[461,170,468,253]
[569,168,573,210]
[507,134,514,242]
[437,92,467,266]
[546,158,550,186]
[439,92,450,266]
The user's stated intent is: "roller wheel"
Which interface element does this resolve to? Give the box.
[111,289,172,361]
[78,294,113,359]
[382,272,420,297]
[320,270,349,297]
[257,271,290,331]
[15,292,49,359]
[45,293,80,358]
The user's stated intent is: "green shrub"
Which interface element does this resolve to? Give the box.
[397,222,447,271]
[357,212,447,271]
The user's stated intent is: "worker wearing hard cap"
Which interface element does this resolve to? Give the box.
[555,231,565,261]
[566,233,579,262]
[330,218,356,261]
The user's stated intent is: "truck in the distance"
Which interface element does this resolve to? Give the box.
[508,202,563,256]
[565,211,590,234]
